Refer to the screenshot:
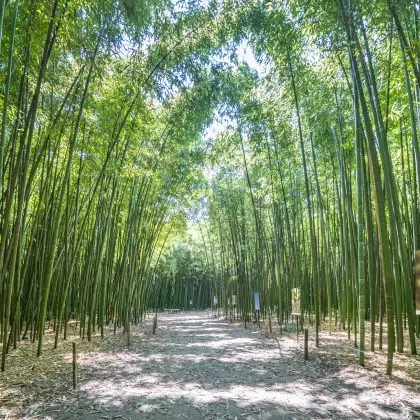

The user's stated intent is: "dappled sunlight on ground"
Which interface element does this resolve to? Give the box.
[186,337,257,349]
[2,312,420,419]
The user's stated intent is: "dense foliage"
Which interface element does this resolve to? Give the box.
[0,0,419,375]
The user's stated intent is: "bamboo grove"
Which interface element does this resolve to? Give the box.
[0,0,419,376]
[155,0,420,375]
[0,0,233,371]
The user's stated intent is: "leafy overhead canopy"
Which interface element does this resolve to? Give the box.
[0,0,419,375]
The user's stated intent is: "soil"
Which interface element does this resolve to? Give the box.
[1,311,420,419]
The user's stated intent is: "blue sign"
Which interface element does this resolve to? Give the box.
[254,292,260,311]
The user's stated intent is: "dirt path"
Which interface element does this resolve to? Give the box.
[2,312,420,419]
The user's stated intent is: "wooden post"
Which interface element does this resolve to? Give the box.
[152,313,157,334]
[296,315,299,340]
[304,329,309,361]
[72,342,77,389]
[127,321,131,347]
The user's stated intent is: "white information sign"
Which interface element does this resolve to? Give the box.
[254,292,260,311]
[291,288,301,315]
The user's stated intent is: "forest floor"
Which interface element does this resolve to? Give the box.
[1,311,420,419]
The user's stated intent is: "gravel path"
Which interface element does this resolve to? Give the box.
[3,311,420,419]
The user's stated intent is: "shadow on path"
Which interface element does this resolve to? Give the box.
[20,312,420,419]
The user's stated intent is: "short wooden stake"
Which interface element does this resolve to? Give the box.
[152,313,157,334]
[72,342,77,389]
[127,321,131,347]
[304,329,309,361]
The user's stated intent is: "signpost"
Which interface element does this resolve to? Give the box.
[254,292,260,327]
[254,292,260,311]
[213,295,217,318]
[291,288,301,315]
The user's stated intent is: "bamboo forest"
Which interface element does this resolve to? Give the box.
[1,0,420,418]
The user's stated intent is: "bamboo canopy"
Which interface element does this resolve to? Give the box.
[0,0,419,377]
